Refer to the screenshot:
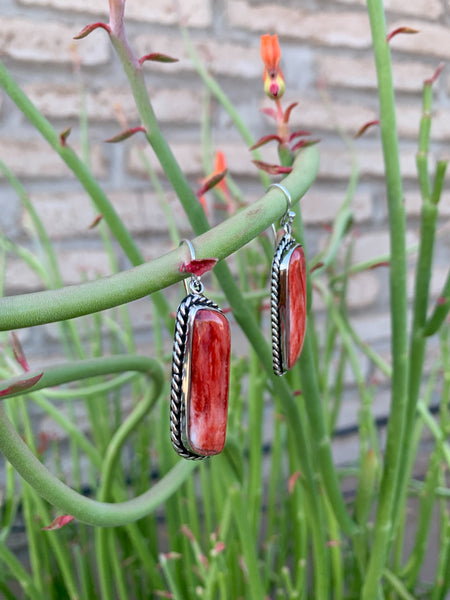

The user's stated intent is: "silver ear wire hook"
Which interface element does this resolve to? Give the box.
[180,239,204,295]
[267,182,296,239]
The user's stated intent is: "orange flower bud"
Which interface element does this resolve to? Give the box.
[261,34,285,100]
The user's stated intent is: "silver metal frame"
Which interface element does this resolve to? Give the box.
[170,292,224,460]
[271,233,302,376]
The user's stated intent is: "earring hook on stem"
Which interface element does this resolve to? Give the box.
[180,239,204,295]
[267,182,296,240]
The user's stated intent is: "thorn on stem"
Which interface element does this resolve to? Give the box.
[424,62,445,86]
[355,119,380,139]
[88,214,103,229]
[196,170,228,197]
[249,134,283,151]
[10,332,30,371]
[59,127,71,146]
[105,126,147,143]
[73,22,111,40]
[139,53,179,66]
[252,160,292,175]
[386,26,419,43]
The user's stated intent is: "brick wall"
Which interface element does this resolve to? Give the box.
[0,0,449,443]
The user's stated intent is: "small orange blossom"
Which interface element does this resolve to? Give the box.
[261,34,285,100]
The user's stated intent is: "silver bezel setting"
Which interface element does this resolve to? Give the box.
[270,234,302,376]
[170,293,224,460]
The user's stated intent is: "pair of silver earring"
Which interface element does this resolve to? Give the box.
[170,184,307,460]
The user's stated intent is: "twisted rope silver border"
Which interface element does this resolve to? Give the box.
[170,293,222,460]
[270,234,298,376]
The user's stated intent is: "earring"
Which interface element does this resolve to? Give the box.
[268,183,307,376]
[170,239,231,460]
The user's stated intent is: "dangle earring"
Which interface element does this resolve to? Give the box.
[268,183,307,376]
[170,240,231,460]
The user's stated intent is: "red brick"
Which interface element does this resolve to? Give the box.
[389,20,450,59]
[23,83,202,123]
[24,190,192,238]
[5,249,111,292]
[351,313,392,343]
[313,271,380,310]
[350,231,418,264]
[301,189,372,224]
[128,142,277,178]
[335,0,442,18]
[405,191,450,217]
[407,265,449,300]
[316,55,435,93]
[0,17,109,65]
[227,1,372,48]
[396,105,450,140]
[134,35,261,78]
[17,0,212,27]
[0,138,106,179]
[267,96,377,137]
[319,145,418,180]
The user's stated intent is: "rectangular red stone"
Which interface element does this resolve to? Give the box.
[279,244,307,371]
[185,307,230,456]
[286,245,307,369]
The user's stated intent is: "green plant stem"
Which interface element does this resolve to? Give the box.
[96,386,159,600]
[0,148,317,331]
[425,269,450,336]
[42,371,137,399]
[383,569,416,600]
[0,355,161,399]
[401,445,441,587]
[230,488,266,600]
[247,348,264,538]
[362,1,409,597]
[0,544,44,600]
[417,401,450,468]
[395,74,441,506]
[0,357,198,526]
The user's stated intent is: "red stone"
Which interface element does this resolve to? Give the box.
[286,246,307,369]
[187,308,230,456]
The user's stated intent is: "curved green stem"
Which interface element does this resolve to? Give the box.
[0,148,318,331]
[42,372,137,399]
[0,357,198,526]
[0,401,197,526]
[0,355,161,399]
[98,388,159,503]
